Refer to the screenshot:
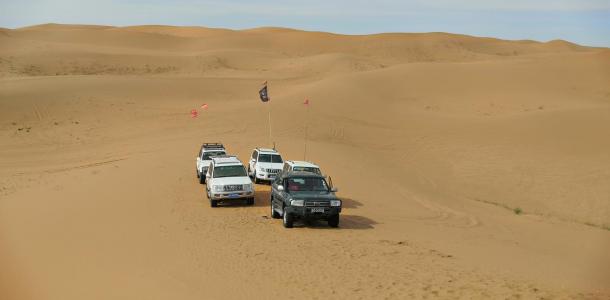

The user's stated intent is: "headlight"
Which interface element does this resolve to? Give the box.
[330,200,341,207]
[244,184,253,192]
[213,185,223,192]
[290,200,304,207]
[257,166,265,172]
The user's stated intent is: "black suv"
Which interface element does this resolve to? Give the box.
[270,171,341,228]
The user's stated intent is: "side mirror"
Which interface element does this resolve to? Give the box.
[331,187,339,193]
[277,185,284,191]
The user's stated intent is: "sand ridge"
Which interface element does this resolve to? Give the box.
[0,24,609,299]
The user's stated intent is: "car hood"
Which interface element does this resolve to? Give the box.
[288,192,339,201]
[212,176,252,185]
[257,162,283,170]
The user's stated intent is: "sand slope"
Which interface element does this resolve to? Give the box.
[1,24,609,299]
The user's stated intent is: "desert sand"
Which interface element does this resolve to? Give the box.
[1,24,609,299]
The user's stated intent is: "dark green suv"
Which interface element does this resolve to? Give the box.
[270,171,341,228]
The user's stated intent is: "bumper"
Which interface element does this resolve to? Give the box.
[255,172,278,181]
[285,206,341,219]
[209,191,254,201]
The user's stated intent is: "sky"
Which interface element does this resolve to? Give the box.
[1,0,609,47]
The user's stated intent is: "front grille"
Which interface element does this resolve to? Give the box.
[223,184,243,192]
[305,201,330,207]
[266,168,280,174]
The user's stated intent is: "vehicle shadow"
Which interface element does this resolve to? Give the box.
[292,215,377,230]
[253,189,271,207]
[340,197,363,209]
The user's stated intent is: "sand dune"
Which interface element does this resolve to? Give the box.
[1,24,609,299]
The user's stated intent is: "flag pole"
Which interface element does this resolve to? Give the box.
[304,99,309,161]
[268,101,273,148]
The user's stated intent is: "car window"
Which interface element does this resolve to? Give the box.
[293,167,321,174]
[213,165,247,178]
[286,177,328,192]
[203,151,226,160]
[259,154,283,163]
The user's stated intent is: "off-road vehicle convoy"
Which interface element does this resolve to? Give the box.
[281,160,322,175]
[196,143,226,184]
[205,156,254,207]
[270,171,341,228]
[248,148,283,184]
[195,143,343,228]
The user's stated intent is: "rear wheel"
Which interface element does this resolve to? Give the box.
[283,210,294,228]
[328,214,340,228]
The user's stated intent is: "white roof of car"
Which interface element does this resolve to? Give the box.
[257,148,279,154]
[286,160,319,168]
[211,156,242,166]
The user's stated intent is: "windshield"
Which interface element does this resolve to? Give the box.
[259,154,283,163]
[203,151,226,160]
[213,165,247,178]
[292,167,321,174]
[286,177,329,192]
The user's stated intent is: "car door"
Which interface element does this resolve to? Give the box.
[271,176,283,210]
[205,163,213,191]
[196,148,203,171]
[249,150,258,175]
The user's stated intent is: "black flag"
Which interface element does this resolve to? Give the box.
[259,83,269,102]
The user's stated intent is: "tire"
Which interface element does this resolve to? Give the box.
[328,214,340,228]
[271,197,280,219]
[283,209,294,228]
[253,171,260,184]
[199,171,205,184]
[247,198,254,205]
[210,199,218,207]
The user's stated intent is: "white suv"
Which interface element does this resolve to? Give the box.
[205,156,254,207]
[248,148,283,184]
[281,160,322,175]
[196,143,226,184]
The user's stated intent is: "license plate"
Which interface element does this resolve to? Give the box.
[311,208,325,213]
[228,193,240,198]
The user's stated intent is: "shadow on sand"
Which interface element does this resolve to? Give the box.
[290,214,377,230]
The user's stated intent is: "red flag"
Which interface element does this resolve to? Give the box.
[201,103,208,110]
[190,109,198,118]
[303,99,309,105]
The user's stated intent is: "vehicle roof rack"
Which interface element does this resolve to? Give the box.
[202,143,225,149]
[257,147,278,153]
[211,155,241,164]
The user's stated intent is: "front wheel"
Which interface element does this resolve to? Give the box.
[246,198,254,205]
[199,172,205,184]
[210,199,218,207]
[271,198,280,219]
[328,214,340,228]
[283,210,294,228]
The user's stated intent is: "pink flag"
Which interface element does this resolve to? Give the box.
[191,109,198,118]
[201,103,208,110]
[303,99,309,105]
